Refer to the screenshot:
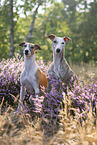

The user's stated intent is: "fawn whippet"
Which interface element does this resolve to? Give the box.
[47,34,76,92]
[17,42,48,111]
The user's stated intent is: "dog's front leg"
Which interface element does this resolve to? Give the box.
[29,87,40,112]
[17,85,25,111]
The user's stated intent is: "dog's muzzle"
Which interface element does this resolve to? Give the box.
[25,50,29,55]
[56,48,60,53]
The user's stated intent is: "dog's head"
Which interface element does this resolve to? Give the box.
[47,34,72,54]
[19,42,42,57]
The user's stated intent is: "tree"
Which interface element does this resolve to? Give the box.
[78,2,97,63]
[0,1,10,59]
[9,0,14,58]
[26,0,43,42]
[62,0,97,63]
[0,0,19,59]
[0,0,97,63]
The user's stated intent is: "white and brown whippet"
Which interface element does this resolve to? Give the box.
[47,34,77,92]
[17,42,48,111]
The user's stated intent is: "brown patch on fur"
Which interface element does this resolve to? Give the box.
[36,68,48,89]
[31,48,36,55]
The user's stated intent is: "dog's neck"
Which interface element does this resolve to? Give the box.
[24,54,36,72]
[53,48,64,65]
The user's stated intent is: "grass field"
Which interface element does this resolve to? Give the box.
[0,58,97,145]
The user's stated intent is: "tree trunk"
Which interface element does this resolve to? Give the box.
[9,0,14,58]
[26,0,42,42]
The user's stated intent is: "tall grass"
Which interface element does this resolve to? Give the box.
[0,56,97,145]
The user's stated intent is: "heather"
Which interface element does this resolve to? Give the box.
[0,57,97,144]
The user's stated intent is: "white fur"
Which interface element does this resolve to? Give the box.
[52,37,66,55]
[17,44,39,111]
[52,37,66,77]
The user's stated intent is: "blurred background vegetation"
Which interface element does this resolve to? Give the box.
[0,0,97,64]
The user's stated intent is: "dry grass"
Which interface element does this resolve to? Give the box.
[71,63,97,85]
[0,64,97,145]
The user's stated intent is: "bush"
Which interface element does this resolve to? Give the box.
[0,56,23,108]
[0,56,97,116]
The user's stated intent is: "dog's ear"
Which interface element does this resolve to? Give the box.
[47,34,56,41]
[34,44,42,50]
[19,42,26,47]
[63,37,72,43]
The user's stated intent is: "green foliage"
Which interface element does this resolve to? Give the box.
[78,2,97,63]
[0,2,10,59]
[0,0,97,63]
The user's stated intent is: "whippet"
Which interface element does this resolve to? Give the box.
[17,42,48,111]
[47,34,76,92]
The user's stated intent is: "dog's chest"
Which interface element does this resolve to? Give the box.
[21,74,35,93]
[53,62,66,79]
[22,77,34,93]
[20,64,38,93]
[53,61,72,83]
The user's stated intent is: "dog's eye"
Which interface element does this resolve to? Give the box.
[53,40,57,43]
[31,46,34,49]
[24,44,27,48]
[62,42,64,44]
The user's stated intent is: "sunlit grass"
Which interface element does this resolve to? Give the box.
[0,96,96,145]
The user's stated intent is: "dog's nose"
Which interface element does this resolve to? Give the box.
[56,48,60,53]
[25,50,29,55]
